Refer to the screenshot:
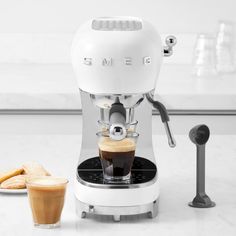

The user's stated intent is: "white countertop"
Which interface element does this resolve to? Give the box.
[0,134,235,236]
[0,64,235,110]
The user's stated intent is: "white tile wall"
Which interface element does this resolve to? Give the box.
[0,0,235,34]
[0,33,196,64]
[0,33,71,64]
[0,0,235,111]
[0,0,234,65]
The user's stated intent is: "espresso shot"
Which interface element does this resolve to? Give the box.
[98,135,138,182]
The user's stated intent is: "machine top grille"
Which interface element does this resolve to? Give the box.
[92,17,142,31]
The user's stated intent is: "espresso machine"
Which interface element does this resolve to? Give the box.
[71,17,176,221]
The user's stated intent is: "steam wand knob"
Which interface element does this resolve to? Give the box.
[163,35,177,57]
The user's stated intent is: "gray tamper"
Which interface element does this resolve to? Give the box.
[188,124,215,208]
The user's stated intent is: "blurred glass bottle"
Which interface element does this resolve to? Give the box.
[192,34,217,77]
[216,21,235,73]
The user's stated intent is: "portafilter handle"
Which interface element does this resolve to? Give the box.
[146,93,176,148]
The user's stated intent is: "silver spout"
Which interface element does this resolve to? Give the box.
[109,123,127,140]
[109,100,127,140]
[164,121,176,148]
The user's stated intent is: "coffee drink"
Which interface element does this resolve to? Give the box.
[98,137,136,181]
[26,177,68,228]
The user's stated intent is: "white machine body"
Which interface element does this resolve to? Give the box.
[73,91,159,221]
[74,179,159,207]
[71,17,176,221]
[74,178,159,220]
[71,17,162,94]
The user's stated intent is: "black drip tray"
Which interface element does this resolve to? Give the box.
[77,156,157,185]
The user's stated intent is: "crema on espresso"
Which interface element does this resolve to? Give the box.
[98,137,136,180]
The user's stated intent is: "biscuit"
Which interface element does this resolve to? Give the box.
[22,162,50,176]
[0,168,24,183]
[1,175,26,189]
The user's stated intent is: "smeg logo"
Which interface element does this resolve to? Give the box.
[83,57,151,66]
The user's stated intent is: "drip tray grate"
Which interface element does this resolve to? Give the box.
[77,156,157,186]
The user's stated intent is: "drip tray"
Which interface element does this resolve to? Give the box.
[77,156,157,188]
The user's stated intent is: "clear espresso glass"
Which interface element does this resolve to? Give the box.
[97,131,139,183]
[26,176,68,229]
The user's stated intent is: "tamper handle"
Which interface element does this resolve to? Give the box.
[196,145,206,195]
[188,124,215,208]
[146,93,176,148]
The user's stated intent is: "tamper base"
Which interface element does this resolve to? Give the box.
[188,194,215,208]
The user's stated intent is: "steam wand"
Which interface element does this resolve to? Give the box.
[146,93,176,147]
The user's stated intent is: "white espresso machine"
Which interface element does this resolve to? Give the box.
[71,16,176,221]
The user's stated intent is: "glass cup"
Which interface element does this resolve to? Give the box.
[192,34,217,77]
[216,21,235,73]
[26,176,68,229]
[97,131,139,183]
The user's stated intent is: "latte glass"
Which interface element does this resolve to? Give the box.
[26,176,68,229]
